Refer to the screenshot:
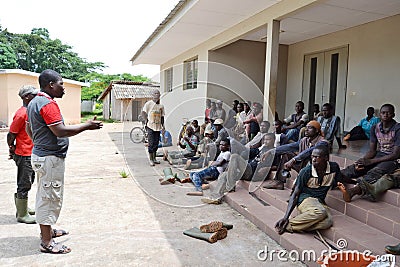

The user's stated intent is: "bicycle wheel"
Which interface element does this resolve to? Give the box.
[130,127,145,143]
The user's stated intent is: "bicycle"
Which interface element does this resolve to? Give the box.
[130,115,148,143]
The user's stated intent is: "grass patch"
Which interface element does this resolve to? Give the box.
[119,169,129,178]
[81,110,115,123]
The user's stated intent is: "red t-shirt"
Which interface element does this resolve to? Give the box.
[9,106,33,156]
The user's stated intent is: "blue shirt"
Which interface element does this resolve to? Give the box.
[159,131,172,146]
[358,116,380,139]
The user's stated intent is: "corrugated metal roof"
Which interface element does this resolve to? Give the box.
[112,84,157,99]
[97,80,160,101]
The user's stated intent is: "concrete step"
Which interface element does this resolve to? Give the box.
[223,183,327,267]
[245,179,400,239]
[224,182,400,266]
[326,189,400,239]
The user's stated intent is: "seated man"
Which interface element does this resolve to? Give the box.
[187,139,231,196]
[272,120,288,148]
[164,126,198,164]
[201,133,276,204]
[282,101,309,142]
[212,118,229,157]
[245,121,270,161]
[191,119,201,141]
[338,103,400,202]
[275,145,343,235]
[244,102,263,141]
[264,121,329,190]
[184,128,216,170]
[344,106,380,141]
[317,103,347,149]
[158,128,173,147]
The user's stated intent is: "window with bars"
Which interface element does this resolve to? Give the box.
[184,58,198,90]
[165,67,173,92]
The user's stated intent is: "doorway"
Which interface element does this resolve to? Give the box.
[302,46,348,129]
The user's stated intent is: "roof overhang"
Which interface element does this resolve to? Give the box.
[130,0,400,66]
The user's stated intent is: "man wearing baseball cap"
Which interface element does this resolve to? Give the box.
[7,85,39,224]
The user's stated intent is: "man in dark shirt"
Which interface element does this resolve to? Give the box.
[275,145,342,235]
[317,103,346,149]
[27,69,102,254]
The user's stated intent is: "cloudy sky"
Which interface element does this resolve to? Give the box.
[0,0,179,80]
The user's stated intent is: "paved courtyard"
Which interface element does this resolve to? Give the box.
[0,122,305,266]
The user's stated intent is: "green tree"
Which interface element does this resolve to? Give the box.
[0,25,105,81]
[0,43,18,68]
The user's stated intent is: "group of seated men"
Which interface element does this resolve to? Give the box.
[167,101,400,255]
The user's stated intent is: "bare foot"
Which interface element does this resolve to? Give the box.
[187,191,203,196]
[201,184,210,190]
[337,182,352,202]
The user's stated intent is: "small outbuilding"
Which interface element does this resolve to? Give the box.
[98,81,159,121]
[0,69,86,127]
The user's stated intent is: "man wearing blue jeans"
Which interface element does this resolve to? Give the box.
[187,139,231,196]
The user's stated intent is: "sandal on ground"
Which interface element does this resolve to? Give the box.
[40,240,71,254]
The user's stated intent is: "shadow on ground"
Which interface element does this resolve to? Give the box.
[106,123,304,267]
[0,214,18,225]
[0,236,40,258]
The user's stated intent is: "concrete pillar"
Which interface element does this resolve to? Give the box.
[263,20,280,122]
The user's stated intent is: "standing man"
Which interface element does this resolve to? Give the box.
[27,69,102,254]
[141,89,165,166]
[7,85,39,224]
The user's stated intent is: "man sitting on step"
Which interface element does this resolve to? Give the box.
[338,103,400,202]
[187,138,231,196]
[275,145,343,235]
[201,133,276,205]
[263,121,329,190]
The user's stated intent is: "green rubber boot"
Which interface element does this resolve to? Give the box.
[15,196,36,224]
[361,174,395,201]
[153,152,160,164]
[14,193,35,216]
[183,227,227,243]
[385,243,400,255]
[149,153,155,166]
[160,167,175,185]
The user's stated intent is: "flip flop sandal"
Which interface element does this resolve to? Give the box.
[40,240,71,254]
[52,229,69,238]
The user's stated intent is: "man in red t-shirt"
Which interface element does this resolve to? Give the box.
[7,85,39,224]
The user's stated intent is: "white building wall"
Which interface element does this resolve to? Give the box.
[160,50,208,141]
[286,14,400,131]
